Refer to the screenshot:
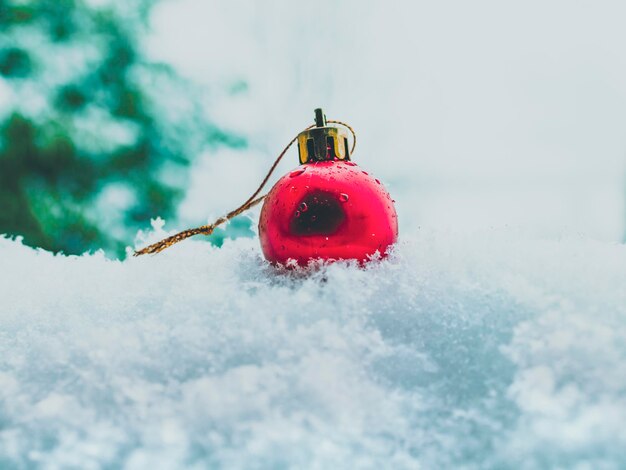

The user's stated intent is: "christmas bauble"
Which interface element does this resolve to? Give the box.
[259,109,398,265]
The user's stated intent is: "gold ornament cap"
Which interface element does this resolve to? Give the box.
[297,108,351,164]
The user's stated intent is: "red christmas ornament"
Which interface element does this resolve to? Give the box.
[259,109,398,265]
[133,108,398,262]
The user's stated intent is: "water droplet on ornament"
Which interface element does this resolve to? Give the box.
[311,215,317,222]
[290,186,297,192]
[325,237,329,241]
[299,202,308,212]
[295,210,301,218]
[290,168,306,177]
[375,179,381,184]
[345,161,357,166]
[339,193,349,202]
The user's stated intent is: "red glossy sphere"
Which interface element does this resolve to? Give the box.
[259,161,398,265]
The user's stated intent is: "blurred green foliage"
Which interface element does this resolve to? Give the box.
[0,0,248,257]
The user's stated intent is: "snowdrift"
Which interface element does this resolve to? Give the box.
[1,228,625,469]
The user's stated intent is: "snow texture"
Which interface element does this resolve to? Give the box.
[1,223,625,469]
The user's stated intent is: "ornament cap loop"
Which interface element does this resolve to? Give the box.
[314,108,327,127]
[297,108,351,164]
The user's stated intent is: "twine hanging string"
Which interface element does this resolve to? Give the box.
[133,120,356,256]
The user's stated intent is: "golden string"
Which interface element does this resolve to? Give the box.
[134,119,356,256]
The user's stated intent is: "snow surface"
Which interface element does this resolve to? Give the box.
[1,224,626,469]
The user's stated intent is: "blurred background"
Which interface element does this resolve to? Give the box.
[1,0,625,258]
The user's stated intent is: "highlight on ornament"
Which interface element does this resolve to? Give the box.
[134,108,398,265]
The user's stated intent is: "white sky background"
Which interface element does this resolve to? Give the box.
[146,0,626,241]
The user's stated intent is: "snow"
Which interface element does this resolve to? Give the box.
[1,225,625,469]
